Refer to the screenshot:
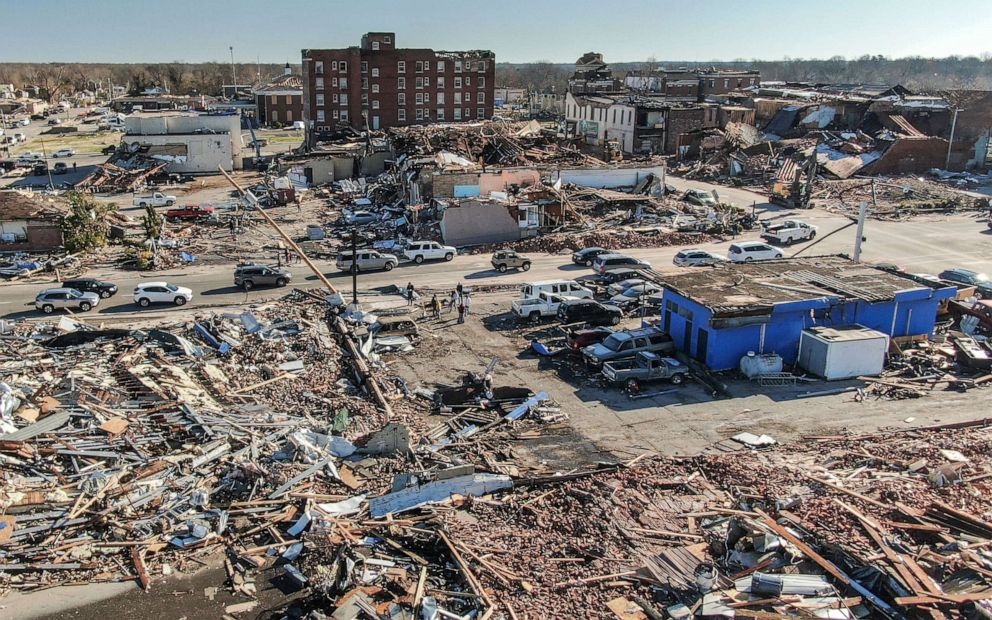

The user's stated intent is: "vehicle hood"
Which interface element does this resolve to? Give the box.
[583,343,613,358]
[79,292,101,302]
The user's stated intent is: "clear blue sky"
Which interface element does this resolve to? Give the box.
[5,0,991,64]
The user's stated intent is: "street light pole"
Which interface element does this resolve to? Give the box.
[230,46,237,96]
[944,107,961,170]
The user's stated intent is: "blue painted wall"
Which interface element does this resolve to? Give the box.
[660,286,955,371]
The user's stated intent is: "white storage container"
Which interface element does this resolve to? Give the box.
[798,325,888,380]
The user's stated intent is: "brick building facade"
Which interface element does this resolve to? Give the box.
[255,64,304,126]
[302,32,495,139]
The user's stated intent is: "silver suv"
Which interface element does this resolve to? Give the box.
[336,250,398,272]
[35,288,101,314]
[234,264,292,289]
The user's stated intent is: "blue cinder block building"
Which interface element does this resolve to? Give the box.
[645,255,956,371]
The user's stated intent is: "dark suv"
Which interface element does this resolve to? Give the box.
[557,299,623,326]
[61,278,119,299]
[572,247,611,267]
[939,268,992,298]
[234,264,292,290]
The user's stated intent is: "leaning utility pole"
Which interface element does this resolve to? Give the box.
[229,46,238,95]
[945,107,961,170]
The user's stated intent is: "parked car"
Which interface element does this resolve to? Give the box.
[761,220,818,245]
[602,351,690,391]
[101,144,118,155]
[592,253,651,275]
[557,298,623,326]
[52,148,75,158]
[60,278,118,299]
[13,133,26,143]
[491,250,531,272]
[684,188,717,207]
[34,288,100,314]
[939,268,992,298]
[404,240,456,264]
[335,249,398,272]
[572,247,612,267]
[565,326,614,351]
[47,118,61,125]
[582,326,675,368]
[728,241,784,263]
[165,205,215,222]
[370,314,420,338]
[31,162,48,176]
[595,268,640,286]
[673,249,726,267]
[610,284,662,308]
[234,264,292,290]
[520,280,593,300]
[608,278,646,297]
[133,192,176,207]
[52,162,68,174]
[511,292,575,322]
[248,138,269,148]
[133,282,194,307]
[343,210,378,225]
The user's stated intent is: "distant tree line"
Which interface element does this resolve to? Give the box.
[495,55,992,94]
[0,62,298,102]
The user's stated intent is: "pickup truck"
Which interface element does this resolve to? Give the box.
[165,205,215,222]
[133,192,177,207]
[511,292,575,322]
[602,352,690,391]
[582,326,675,368]
[761,220,817,245]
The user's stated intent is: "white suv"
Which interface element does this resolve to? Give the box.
[403,241,456,264]
[728,241,785,263]
[133,282,194,307]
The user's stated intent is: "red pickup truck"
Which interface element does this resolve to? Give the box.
[165,205,216,222]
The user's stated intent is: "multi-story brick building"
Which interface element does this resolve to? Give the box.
[302,32,495,139]
[255,64,304,127]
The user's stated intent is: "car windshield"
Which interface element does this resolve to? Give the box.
[166,284,178,292]
[975,273,990,283]
[68,289,82,298]
[601,334,628,351]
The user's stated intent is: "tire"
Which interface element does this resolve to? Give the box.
[529,312,541,323]
[138,202,147,207]
[79,302,91,311]
[383,262,395,271]
[414,255,424,264]
[521,262,531,271]
[242,280,254,290]
[276,277,288,287]
[100,290,112,299]
[444,253,453,261]
[785,237,794,245]
[42,304,54,314]
[775,254,783,259]
[138,298,150,307]
[165,200,175,206]
[174,296,187,306]
[744,257,753,262]
[626,378,640,394]
[670,373,685,386]
[610,314,621,325]
[497,264,507,272]
[808,231,817,240]
[585,259,594,267]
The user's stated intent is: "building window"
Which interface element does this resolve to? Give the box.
[372,84,379,94]
[437,60,444,72]
[398,77,405,90]
[331,77,338,87]
[285,95,292,105]
[437,76,444,89]
[333,93,339,103]
[477,107,484,118]
[454,108,462,120]
[464,91,471,102]
[340,77,347,89]
[416,61,423,73]
[416,77,423,89]
[361,61,368,73]
[372,100,379,109]
[384,35,391,44]
[316,77,324,90]
[372,41,380,51]
[612,109,616,123]
[315,61,324,75]
[398,108,406,121]
[454,92,461,104]
[340,94,348,105]
[477,92,485,103]
[416,93,423,104]
[331,61,338,71]
[362,93,368,104]
[398,92,406,105]
[724,79,729,88]
[316,110,325,122]
[362,78,369,90]
[709,79,715,87]
[436,92,444,105]
[465,76,471,86]
[316,94,325,106]
[437,108,445,120]
[464,107,470,118]
[454,77,462,89]
[478,76,485,88]
[372,67,379,78]
[397,60,405,73]
[339,61,347,72]
[271,111,278,122]
[455,61,462,73]
[333,110,339,119]
[340,110,348,121]
[416,108,424,120]
[478,61,487,72]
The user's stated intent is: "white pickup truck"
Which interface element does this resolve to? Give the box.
[761,220,818,245]
[133,192,177,207]
[511,292,576,323]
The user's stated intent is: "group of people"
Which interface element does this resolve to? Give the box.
[408,282,471,324]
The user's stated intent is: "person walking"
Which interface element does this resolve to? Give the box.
[449,289,459,315]
[406,282,416,306]
[72,162,77,172]
[430,294,441,320]
[463,293,472,315]
[457,298,466,324]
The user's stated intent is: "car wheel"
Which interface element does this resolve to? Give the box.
[350,265,359,274]
[383,262,395,271]
[174,296,187,306]
[414,255,424,264]
[444,253,453,261]
[522,262,531,271]
[585,259,593,267]
[79,302,91,311]
[626,378,641,394]
[242,280,254,290]
[610,315,621,325]
[276,277,288,287]
[498,264,508,273]
[42,304,54,314]
[775,254,783,259]
[670,373,685,385]
[785,237,794,245]
[808,231,816,240]
[138,298,150,307]
[139,202,147,207]
[529,312,541,323]
[166,200,175,206]
[745,257,753,262]
[100,290,112,298]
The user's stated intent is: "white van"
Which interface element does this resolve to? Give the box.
[520,280,594,300]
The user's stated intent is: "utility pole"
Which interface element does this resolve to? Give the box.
[350,227,359,307]
[853,179,874,263]
[230,46,238,96]
[945,107,961,170]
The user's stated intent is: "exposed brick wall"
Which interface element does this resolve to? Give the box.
[863,137,948,175]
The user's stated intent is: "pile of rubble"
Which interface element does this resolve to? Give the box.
[815,176,989,219]
[469,229,714,255]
